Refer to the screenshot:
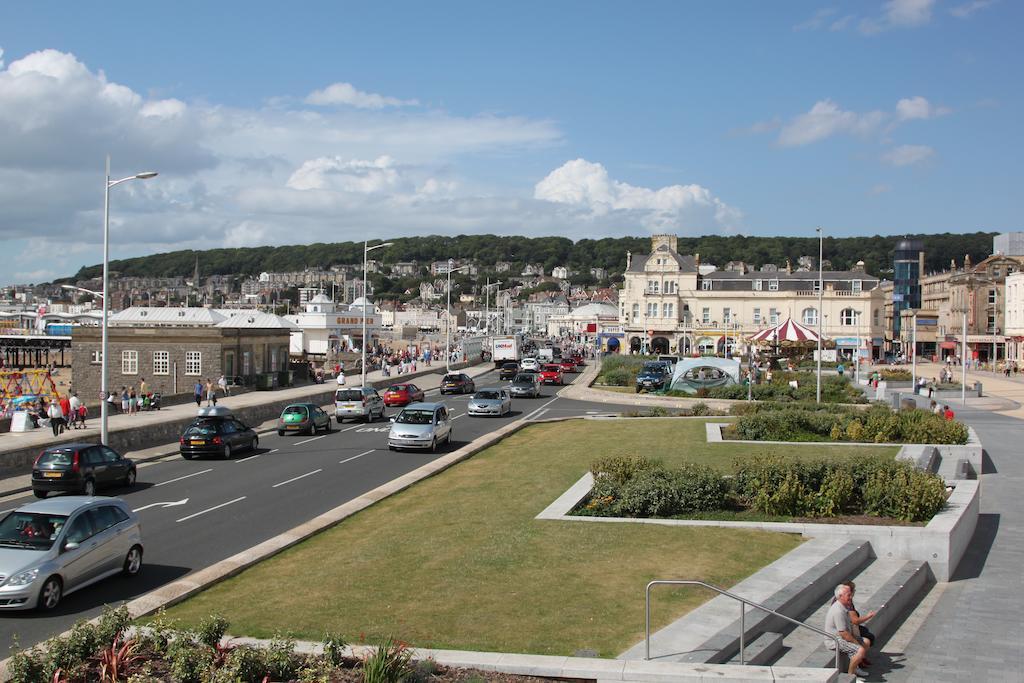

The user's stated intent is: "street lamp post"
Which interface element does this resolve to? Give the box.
[100,156,157,445]
[911,312,918,393]
[446,260,471,372]
[949,271,994,406]
[361,241,393,387]
[816,227,824,404]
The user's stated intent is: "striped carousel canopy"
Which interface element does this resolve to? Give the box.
[748,317,822,343]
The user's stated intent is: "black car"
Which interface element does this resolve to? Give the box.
[32,443,136,498]
[440,373,476,395]
[498,362,520,380]
[635,361,672,393]
[179,409,258,459]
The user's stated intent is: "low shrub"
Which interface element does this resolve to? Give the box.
[880,369,913,381]
[590,455,661,485]
[362,636,414,683]
[674,463,728,512]
[596,355,656,386]
[618,466,681,517]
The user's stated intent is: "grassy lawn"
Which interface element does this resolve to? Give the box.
[161,420,894,656]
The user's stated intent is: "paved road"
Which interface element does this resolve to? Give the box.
[0,366,630,650]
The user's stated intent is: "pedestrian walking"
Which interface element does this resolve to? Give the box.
[69,392,81,429]
[205,379,217,406]
[46,400,63,437]
[77,403,87,429]
[129,386,137,415]
[59,394,71,432]
[218,374,229,397]
[120,387,130,415]
[193,381,203,408]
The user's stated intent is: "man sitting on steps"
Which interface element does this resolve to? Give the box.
[824,583,869,678]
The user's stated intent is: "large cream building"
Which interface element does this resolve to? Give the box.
[619,235,886,358]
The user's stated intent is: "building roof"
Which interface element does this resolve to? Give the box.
[703,270,879,282]
[567,302,618,318]
[109,307,228,326]
[215,312,300,330]
[309,293,333,304]
[626,251,698,273]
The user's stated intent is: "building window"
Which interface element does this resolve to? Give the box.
[185,351,202,376]
[770,308,779,324]
[647,302,658,317]
[753,279,762,291]
[152,351,169,375]
[723,307,732,324]
[665,280,676,294]
[121,350,138,375]
[841,308,858,326]
[989,289,997,305]
[701,279,712,291]
[852,280,862,294]
[663,303,674,318]
[702,307,710,324]
[90,350,103,365]
[647,280,659,294]
[813,280,822,292]
[769,279,779,291]
[753,308,762,325]
[632,303,639,320]
[802,307,819,327]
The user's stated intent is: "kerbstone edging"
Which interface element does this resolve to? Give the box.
[538,471,979,582]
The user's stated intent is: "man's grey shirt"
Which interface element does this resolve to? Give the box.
[824,599,852,648]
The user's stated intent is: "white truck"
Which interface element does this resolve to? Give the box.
[492,334,522,367]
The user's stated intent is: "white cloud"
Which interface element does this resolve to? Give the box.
[305,82,418,109]
[777,100,886,147]
[793,7,838,31]
[0,47,4,69]
[895,96,951,120]
[950,0,996,18]
[868,183,892,195]
[860,0,935,33]
[830,15,855,30]
[533,159,741,231]
[882,144,935,166]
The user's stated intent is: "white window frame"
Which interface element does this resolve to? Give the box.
[90,350,103,365]
[841,308,858,326]
[121,350,138,375]
[152,351,170,375]
[723,307,732,324]
[753,308,761,325]
[701,279,712,291]
[753,279,763,291]
[852,279,862,294]
[185,351,202,376]
[802,307,819,327]
[769,279,779,291]
[770,308,779,324]
[702,307,710,324]
[646,302,658,317]
[662,302,673,318]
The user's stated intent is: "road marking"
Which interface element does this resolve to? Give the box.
[450,412,466,420]
[339,449,375,465]
[236,448,276,463]
[522,395,561,421]
[154,468,213,487]
[293,434,328,446]
[272,469,323,488]
[340,423,364,432]
[176,496,246,523]
[529,409,549,420]
[133,498,189,513]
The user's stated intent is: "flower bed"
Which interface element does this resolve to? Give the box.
[575,453,947,524]
[593,354,657,386]
[724,403,969,444]
[677,372,866,404]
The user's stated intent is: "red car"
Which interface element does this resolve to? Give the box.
[539,364,564,385]
[571,354,585,366]
[558,358,577,373]
[383,383,425,407]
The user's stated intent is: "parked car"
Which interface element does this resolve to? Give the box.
[570,353,585,366]
[520,357,541,372]
[467,388,513,416]
[387,403,452,452]
[179,407,258,460]
[0,496,143,610]
[440,373,475,395]
[509,372,542,398]
[498,362,520,380]
[335,387,386,422]
[32,444,136,498]
[558,358,577,373]
[383,383,425,407]
[635,361,672,393]
[539,364,564,385]
[277,403,332,436]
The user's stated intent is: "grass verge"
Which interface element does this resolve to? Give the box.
[159,419,892,656]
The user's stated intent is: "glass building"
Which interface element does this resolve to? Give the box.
[892,239,924,342]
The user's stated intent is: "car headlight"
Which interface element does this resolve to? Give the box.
[6,568,39,587]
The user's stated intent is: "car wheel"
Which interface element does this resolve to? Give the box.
[447,429,453,445]
[33,489,47,499]
[37,576,62,611]
[83,478,96,497]
[122,545,143,577]
[324,420,333,433]
[124,468,137,488]
[250,437,258,452]
[278,430,285,436]
[430,437,437,453]
[223,444,232,460]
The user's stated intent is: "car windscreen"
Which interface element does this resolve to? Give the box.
[336,389,363,401]
[502,363,518,369]
[0,512,69,551]
[395,409,433,424]
[474,391,501,400]
[442,375,460,382]
[37,448,76,467]
[282,406,308,416]
[642,363,666,373]
[512,374,535,384]
[386,385,408,393]
[184,419,223,437]
[542,365,560,371]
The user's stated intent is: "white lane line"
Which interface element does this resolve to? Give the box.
[339,449,375,465]
[293,434,328,446]
[340,423,364,433]
[522,395,561,421]
[176,496,246,523]
[450,412,466,420]
[154,468,213,487]
[236,448,276,464]
[529,409,549,420]
[272,469,323,488]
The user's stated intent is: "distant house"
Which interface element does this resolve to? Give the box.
[494,261,512,273]
[590,267,608,281]
[521,263,545,277]
[391,262,420,276]
[551,266,571,279]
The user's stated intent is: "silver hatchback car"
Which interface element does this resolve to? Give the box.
[387,402,453,452]
[468,388,513,416]
[0,497,143,611]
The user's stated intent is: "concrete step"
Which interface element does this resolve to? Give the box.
[672,539,872,664]
[621,536,860,662]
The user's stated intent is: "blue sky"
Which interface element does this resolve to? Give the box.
[0,0,1019,284]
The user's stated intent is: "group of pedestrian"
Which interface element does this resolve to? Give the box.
[36,393,87,436]
[194,375,229,407]
[824,581,877,678]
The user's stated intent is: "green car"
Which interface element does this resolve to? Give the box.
[277,403,332,436]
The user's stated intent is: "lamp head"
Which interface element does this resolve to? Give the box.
[135,172,158,179]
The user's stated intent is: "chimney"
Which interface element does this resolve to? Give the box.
[785,258,793,274]
[695,252,700,270]
[626,251,632,270]
[852,260,866,273]
[964,254,972,269]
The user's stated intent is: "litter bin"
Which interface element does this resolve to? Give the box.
[278,370,293,388]
[974,381,983,397]
[890,391,902,410]
[255,373,279,391]
[900,397,917,411]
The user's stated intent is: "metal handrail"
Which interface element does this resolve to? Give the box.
[645,580,842,670]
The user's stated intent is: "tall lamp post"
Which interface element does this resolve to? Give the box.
[446,260,471,372]
[100,157,157,445]
[949,271,993,406]
[361,241,393,387]
[911,312,918,393]
[815,227,824,404]
[484,278,502,335]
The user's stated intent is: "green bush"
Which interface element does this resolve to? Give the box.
[862,465,947,522]
[45,619,100,675]
[196,613,230,649]
[618,467,680,517]
[596,355,656,386]
[362,636,414,683]
[6,642,46,683]
[881,369,913,381]
[590,455,661,485]
[674,463,728,512]
[167,638,215,683]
